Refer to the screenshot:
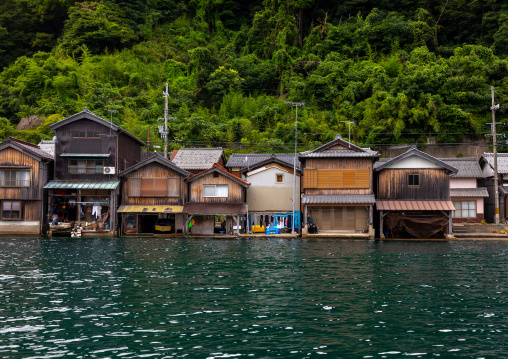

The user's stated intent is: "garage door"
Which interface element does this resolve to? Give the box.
[309,206,368,232]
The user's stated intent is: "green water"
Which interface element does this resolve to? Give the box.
[0,238,507,358]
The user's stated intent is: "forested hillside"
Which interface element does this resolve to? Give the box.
[1,0,507,153]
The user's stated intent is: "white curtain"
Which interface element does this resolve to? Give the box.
[216,185,228,197]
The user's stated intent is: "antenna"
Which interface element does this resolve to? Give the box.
[163,83,169,158]
[107,109,117,136]
[340,121,354,147]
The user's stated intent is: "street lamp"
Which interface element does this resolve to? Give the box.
[284,101,305,234]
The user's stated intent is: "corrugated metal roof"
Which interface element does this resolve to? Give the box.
[481,153,508,174]
[183,202,247,215]
[60,153,110,158]
[376,200,455,211]
[226,153,300,170]
[44,181,120,189]
[302,194,375,204]
[171,148,224,170]
[118,205,183,213]
[299,149,379,158]
[450,187,489,197]
[441,158,483,178]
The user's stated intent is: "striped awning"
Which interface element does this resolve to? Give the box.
[118,205,183,213]
[44,181,119,190]
[376,200,455,211]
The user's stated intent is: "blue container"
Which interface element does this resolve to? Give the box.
[265,227,280,235]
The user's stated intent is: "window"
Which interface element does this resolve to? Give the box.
[453,200,477,218]
[72,131,86,138]
[87,131,100,138]
[303,169,370,189]
[1,201,22,220]
[69,160,104,174]
[276,174,284,183]
[128,178,180,197]
[0,170,30,187]
[203,184,228,197]
[408,174,420,186]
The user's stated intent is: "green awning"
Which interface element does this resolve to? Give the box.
[44,181,120,190]
[60,153,110,158]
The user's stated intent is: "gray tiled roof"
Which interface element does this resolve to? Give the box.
[171,148,224,170]
[441,158,483,178]
[450,187,489,197]
[481,153,508,174]
[2,137,53,160]
[302,194,376,204]
[374,146,457,173]
[299,149,379,158]
[226,153,300,170]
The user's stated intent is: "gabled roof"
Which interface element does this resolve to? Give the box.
[299,134,379,158]
[240,155,300,174]
[171,147,225,170]
[480,153,508,174]
[187,163,250,187]
[440,158,483,178]
[226,153,300,172]
[374,146,457,173]
[119,153,190,177]
[49,108,145,146]
[0,137,53,161]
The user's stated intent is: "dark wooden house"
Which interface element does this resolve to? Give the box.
[0,137,53,236]
[374,146,457,239]
[299,134,379,238]
[479,153,508,223]
[45,108,144,237]
[184,164,250,235]
[118,154,189,236]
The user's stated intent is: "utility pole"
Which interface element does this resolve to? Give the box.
[107,109,117,137]
[491,86,501,225]
[340,121,354,147]
[284,101,305,235]
[163,83,169,158]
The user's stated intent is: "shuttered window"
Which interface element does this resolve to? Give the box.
[303,169,370,188]
[128,178,180,197]
[309,206,368,231]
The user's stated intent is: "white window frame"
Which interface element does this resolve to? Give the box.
[203,184,228,197]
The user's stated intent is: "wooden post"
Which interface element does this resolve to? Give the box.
[380,210,384,239]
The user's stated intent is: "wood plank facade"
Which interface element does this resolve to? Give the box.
[300,135,378,237]
[47,108,145,237]
[119,155,189,235]
[0,138,53,236]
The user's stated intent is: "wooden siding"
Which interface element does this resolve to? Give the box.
[118,132,142,172]
[0,147,45,200]
[301,158,374,196]
[189,173,245,203]
[24,201,40,221]
[122,162,186,205]
[377,168,450,200]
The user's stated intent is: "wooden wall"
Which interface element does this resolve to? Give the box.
[302,157,374,195]
[118,132,142,172]
[377,168,450,200]
[24,201,40,221]
[189,173,245,203]
[122,162,186,205]
[0,147,44,200]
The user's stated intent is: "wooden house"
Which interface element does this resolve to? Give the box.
[479,153,508,223]
[184,164,250,235]
[44,108,145,237]
[299,134,378,238]
[118,154,189,236]
[226,153,298,178]
[233,154,301,232]
[0,137,53,236]
[442,158,488,224]
[374,146,457,239]
[171,148,226,174]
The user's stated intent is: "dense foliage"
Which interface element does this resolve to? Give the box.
[1,0,507,152]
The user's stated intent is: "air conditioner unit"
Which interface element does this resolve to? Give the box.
[103,167,115,174]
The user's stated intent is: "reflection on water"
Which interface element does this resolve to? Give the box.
[0,238,507,358]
